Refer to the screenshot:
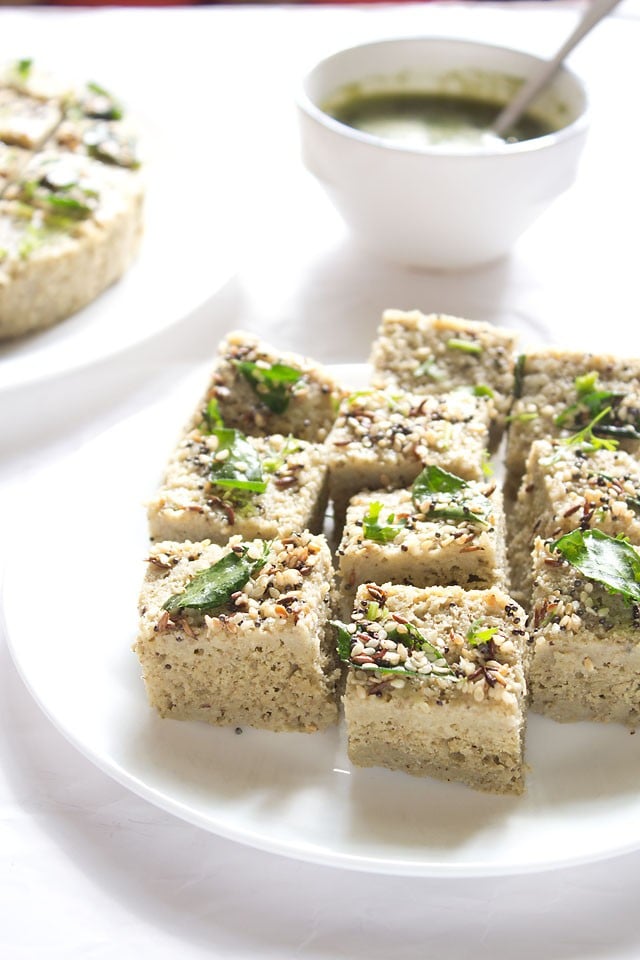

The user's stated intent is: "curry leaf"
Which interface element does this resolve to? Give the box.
[163,543,270,614]
[362,500,407,543]
[210,428,267,493]
[551,529,640,603]
[235,360,302,414]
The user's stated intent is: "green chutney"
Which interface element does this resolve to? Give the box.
[326,91,556,148]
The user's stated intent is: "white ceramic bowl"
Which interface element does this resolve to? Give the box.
[297,37,589,270]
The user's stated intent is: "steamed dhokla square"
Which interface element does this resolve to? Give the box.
[148,429,329,543]
[505,350,640,498]
[369,310,517,441]
[337,467,507,594]
[528,533,640,726]
[0,151,144,339]
[509,440,640,607]
[135,533,339,733]
[327,388,491,522]
[338,583,528,794]
[194,331,344,442]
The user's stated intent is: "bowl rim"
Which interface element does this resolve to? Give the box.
[297,35,591,159]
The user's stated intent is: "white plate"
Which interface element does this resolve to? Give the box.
[0,122,237,393]
[4,364,640,877]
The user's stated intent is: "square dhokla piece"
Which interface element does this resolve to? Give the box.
[339,583,528,794]
[135,533,339,733]
[369,310,517,443]
[505,350,640,499]
[148,430,329,544]
[327,388,491,523]
[528,535,640,726]
[0,86,62,149]
[194,331,344,442]
[337,479,507,596]
[509,440,640,608]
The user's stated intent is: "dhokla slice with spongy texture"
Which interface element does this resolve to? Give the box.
[505,350,640,500]
[528,533,640,726]
[192,331,344,443]
[336,467,507,596]
[336,582,529,795]
[327,388,491,525]
[148,427,329,543]
[135,533,339,733]
[509,439,640,607]
[370,309,517,444]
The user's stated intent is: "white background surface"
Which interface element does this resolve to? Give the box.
[2,2,640,957]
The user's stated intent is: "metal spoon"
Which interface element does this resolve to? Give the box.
[492,0,622,138]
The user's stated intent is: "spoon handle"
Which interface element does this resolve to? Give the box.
[492,0,622,137]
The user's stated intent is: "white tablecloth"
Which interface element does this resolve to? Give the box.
[2,3,640,957]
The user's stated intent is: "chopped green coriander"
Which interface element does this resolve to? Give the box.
[209,428,267,494]
[262,435,301,474]
[0,248,7,263]
[331,620,355,661]
[411,465,489,524]
[163,542,270,614]
[481,450,494,479]
[85,81,124,121]
[414,357,444,381]
[362,500,407,543]
[466,619,499,647]
[446,337,482,356]
[201,397,224,432]
[15,58,32,81]
[561,407,619,454]
[506,410,539,423]
[235,360,302,414]
[555,370,617,428]
[551,529,640,603]
[17,223,46,260]
[473,384,494,399]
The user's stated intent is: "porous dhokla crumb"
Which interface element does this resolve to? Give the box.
[327,388,491,522]
[192,331,344,442]
[148,431,329,544]
[505,350,640,499]
[135,533,339,733]
[0,86,62,149]
[529,536,640,726]
[509,440,640,607]
[337,479,507,594]
[339,583,528,794]
[370,309,517,442]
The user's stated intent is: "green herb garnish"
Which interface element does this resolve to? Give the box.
[411,465,489,524]
[262,435,301,474]
[17,223,46,260]
[473,384,494,399]
[466,619,499,647]
[85,81,123,120]
[551,529,640,604]
[163,542,270,614]
[210,428,267,494]
[235,360,302,414]
[555,371,616,428]
[15,58,33,81]
[561,407,619,454]
[331,618,456,678]
[481,450,494,479]
[446,338,482,356]
[201,397,224,432]
[331,620,355,661]
[362,500,407,544]
[506,410,538,423]
[414,357,444,381]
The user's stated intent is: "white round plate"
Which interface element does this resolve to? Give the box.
[4,365,640,877]
[0,123,237,393]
